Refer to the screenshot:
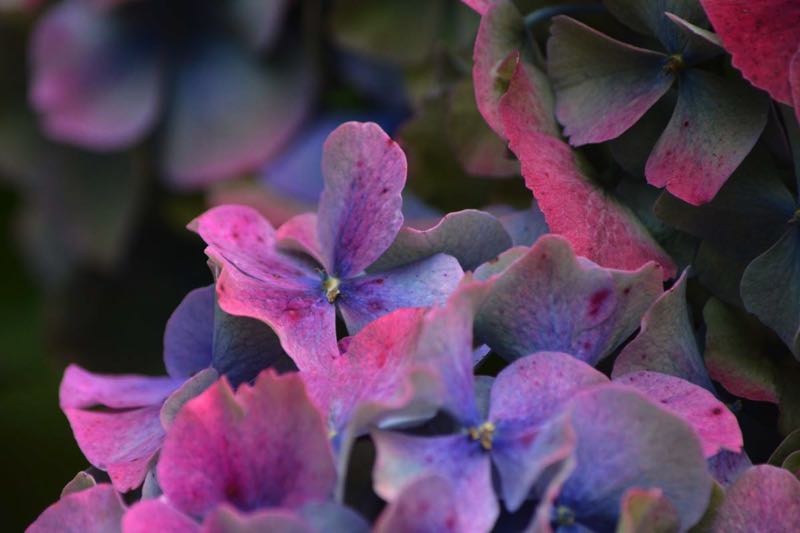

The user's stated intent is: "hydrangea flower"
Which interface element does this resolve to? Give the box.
[58,285,290,491]
[471,1,676,276]
[546,0,768,205]
[29,0,313,187]
[192,122,464,370]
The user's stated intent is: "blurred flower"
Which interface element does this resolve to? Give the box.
[29,0,315,188]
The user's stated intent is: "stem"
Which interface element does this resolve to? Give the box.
[524,3,607,30]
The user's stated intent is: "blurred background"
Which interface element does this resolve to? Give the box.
[0,0,551,528]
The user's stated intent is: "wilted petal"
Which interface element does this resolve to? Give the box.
[499,58,676,276]
[699,0,800,104]
[741,226,800,359]
[374,476,463,533]
[370,210,513,272]
[372,432,497,533]
[30,2,160,149]
[123,499,197,533]
[318,122,407,278]
[645,70,768,205]
[551,386,712,531]
[164,40,314,188]
[158,371,336,518]
[547,16,672,146]
[614,371,742,457]
[338,254,463,333]
[712,465,800,532]
[613,271,715,390]
[163,286,215,379]
[615,488,680,533]
[28,485,125,533]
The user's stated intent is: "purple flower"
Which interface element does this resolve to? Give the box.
[29,0,313,187]
[191,122,463,370]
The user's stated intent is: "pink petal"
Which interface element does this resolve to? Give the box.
[713,465,800,531]
[28,485,125,533]
[499,58,676,277]
[276,213,325,267]
[699,0,800,104]
[123,500,198,533]
[374,476,463,533]
[614,371,743,457]
[157,371,336,518]
[60,365,181,410]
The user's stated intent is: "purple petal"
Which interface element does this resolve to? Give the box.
[475,235,658,365]
[123,500,198,533]
[163,286,215,380]
[553,386,712,531]
[276,213,325,267]
[613,271,715,391]
[372,432,497,533]
[201,505,312,533]
[299,502,370,533]
[712,465,800,532]
[374,476,463,533]
[157,371,336,518]
[30,2,160,149]
[317,122,407,278]
[60,365,181,410]
[164,41,314,188]
[338,254,463,333]
[603,0,707,51]
[665,12,724,64]
[707,450,751,487]
[370,210,513,272]
[190,205,337,370]
[613,371,742,457]
[28,485,125,533]
[645,70,768,205]
[547,16,672,146]
[495,202,549,247]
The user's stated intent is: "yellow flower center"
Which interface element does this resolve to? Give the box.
[322,275,341,303]
[467,421,496,451]
[663,53,685,75]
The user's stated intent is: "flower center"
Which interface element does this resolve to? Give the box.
[663,53,686,75]
[467,422,496,451]
[322,275,341,303]
[554,505,576,527]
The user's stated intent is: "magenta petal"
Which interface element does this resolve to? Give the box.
[163,286,215,379]
[461,0,492,15]
[164,41,314,188]
[60,365,181,410]
[190,205,337,370]
[157,371,336,518]
[338,254,463,333]
[547,16,672,146]
[499,58,676,277]
[123,500,198,533]
[302,307,436,447]
[276,213,325,267]
[699,0,800,104]
[30,2,160,149]
[372,432,497,533]
[374,476,463,533]
[712,465,800,531]
[201,505,311,533]
[645,70,768,205]
[614,371,742,457]
[28,485,125,533]
[317,122,407,278]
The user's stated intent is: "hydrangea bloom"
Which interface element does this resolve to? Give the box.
[29,0,313,187]
[191,122,464,370]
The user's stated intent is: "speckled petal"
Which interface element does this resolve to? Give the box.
[317,122,407,278]
[712,465,800,532]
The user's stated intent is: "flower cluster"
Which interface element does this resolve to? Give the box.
[28,120,800,532]
[22,0,800,531]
